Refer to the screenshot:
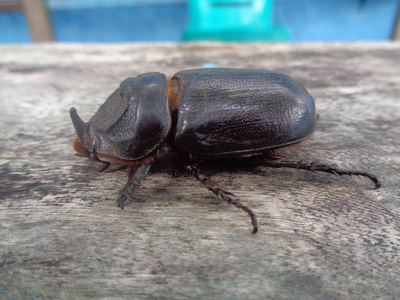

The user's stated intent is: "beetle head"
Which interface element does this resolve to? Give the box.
[70,72,171,164]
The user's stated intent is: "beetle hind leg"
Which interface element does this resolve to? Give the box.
[251,158,380,189]
[186,165,258,234]
[117,163,152,209]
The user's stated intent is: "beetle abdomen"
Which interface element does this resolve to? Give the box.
[172,68,316,156]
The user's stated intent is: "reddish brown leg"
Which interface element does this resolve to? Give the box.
[97,162,110,172]
[250,158,380,189]
[186,164,259,234]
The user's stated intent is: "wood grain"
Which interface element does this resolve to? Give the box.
[0,43,399,299]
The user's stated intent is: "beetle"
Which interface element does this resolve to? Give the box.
[70,68,380,234]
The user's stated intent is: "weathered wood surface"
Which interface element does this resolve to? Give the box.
[0,43,399,299]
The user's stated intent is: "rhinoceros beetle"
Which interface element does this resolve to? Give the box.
[70,68,380,234]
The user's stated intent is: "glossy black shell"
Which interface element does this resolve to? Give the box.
[172,68,316,157]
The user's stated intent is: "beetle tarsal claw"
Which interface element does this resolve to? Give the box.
[117,196,126,209]
[97,162,110,172]
[123,190,135,201]
[117,190,137,209]
[359,172,381,189]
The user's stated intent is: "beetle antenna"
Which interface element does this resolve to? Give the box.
[186,165,258,234]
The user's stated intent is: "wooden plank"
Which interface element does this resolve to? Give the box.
[0,43,399,299]
[21,0,53,42]
[0,0,22,11]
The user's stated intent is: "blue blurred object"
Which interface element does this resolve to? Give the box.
[276,0,399,41]
[50,4,187,42]
[0,0,398,43]
[0,10,32,43]
[183,0,291,41]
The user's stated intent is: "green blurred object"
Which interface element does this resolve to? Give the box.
[183,0,291,42]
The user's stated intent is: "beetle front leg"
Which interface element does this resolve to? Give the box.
[117,162,152,209]
[252,158,380,189]
[97,161,110,172]
[186,165,259,234]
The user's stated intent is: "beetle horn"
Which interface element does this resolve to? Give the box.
[70,107,89,143]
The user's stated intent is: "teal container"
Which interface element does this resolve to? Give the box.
[183,0,291,42]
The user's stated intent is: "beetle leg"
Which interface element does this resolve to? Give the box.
[252,159,380,189]
[186,165,258,234]
[97,162,110,172]
[172,155,186,177]
[117,163,152,209]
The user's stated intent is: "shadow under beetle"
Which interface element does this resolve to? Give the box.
[70,68,380,234]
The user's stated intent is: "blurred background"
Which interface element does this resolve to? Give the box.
[0,0,399,43]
